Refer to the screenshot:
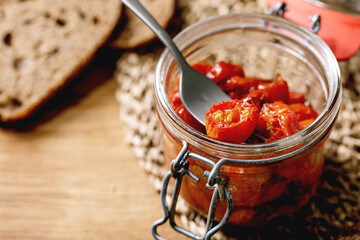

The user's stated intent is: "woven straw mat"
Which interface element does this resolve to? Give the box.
[114,0,360,239]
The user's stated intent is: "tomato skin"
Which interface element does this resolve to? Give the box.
[246,89,267,107]
[227,90,244,100]
[206,61,245,83]
[258,80,289,103]
[219,76,269,101]
[266,128,287,143]
[262,74,289,103]
[192,61,212,75]
[244,80,289,107]
[175,62,212,85]
[170,91,205,132]
[255,101,300,142]
[277,150,325,186]
[219,76,267,92]
[223,165,287,207]
[289,103,318,121]
[299,119,315,130]
[221,76,289,106]
[205,98,260,143]
[170,90,182,106]
[289,91,305,104]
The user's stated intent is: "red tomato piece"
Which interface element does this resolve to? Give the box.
[219,76,259,100]
[269,73,289,103]
[266,128,287,143]
[299,118,315,130]
[192,61,212,75]
[223,165,286,207]
[206,61,245,83]
[219,76,269,101]
[223,165,271,206]
[245,77,289,106]
[221,76,289,105]
[170,91,205,132]
[277,151,325,186]
[227,90,244,100]
[255,101,300,142]
[246,89,268,107]
[289,91,305,104]
[257,80,289,103]
[205,98,260,143]
[289,103,318,121]
[219,76,267,92]
[175,62,212,85]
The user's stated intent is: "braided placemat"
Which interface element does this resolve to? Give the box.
[114,0,360,239]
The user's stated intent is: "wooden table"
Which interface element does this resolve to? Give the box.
[0,52,186,240]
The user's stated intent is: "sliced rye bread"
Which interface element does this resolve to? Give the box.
[109,0,175,49]
[0,0,121,122]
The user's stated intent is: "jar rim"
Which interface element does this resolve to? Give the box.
[155,12,341,161]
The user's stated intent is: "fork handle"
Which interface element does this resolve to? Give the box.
[121,0,190,70]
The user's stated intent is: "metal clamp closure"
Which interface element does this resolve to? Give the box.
[268,1,321,34]
[152,139,233,240]
[268,1,288,17]
[309,14,321,34]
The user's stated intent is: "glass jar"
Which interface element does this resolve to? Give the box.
[154,13,341,226]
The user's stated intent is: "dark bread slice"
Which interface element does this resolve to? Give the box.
[109,0,175,49]
[0,0,121,122]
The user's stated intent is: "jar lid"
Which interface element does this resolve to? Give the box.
[307,0,360,16]
[266,0,360,60]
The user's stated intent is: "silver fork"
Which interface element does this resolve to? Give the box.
[121,0,232,125]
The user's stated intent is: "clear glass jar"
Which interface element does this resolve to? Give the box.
[154,13,341,226]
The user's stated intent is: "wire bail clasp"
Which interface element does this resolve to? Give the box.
[268,2,321,34]
[151,139,233,240]
[268,1,288,17]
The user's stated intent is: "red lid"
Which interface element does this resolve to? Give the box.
[266,0,360,60]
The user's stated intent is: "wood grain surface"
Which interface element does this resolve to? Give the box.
[0,51,185,240]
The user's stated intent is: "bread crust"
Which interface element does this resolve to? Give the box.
[0,0,122,122]
[109,0,175,49]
